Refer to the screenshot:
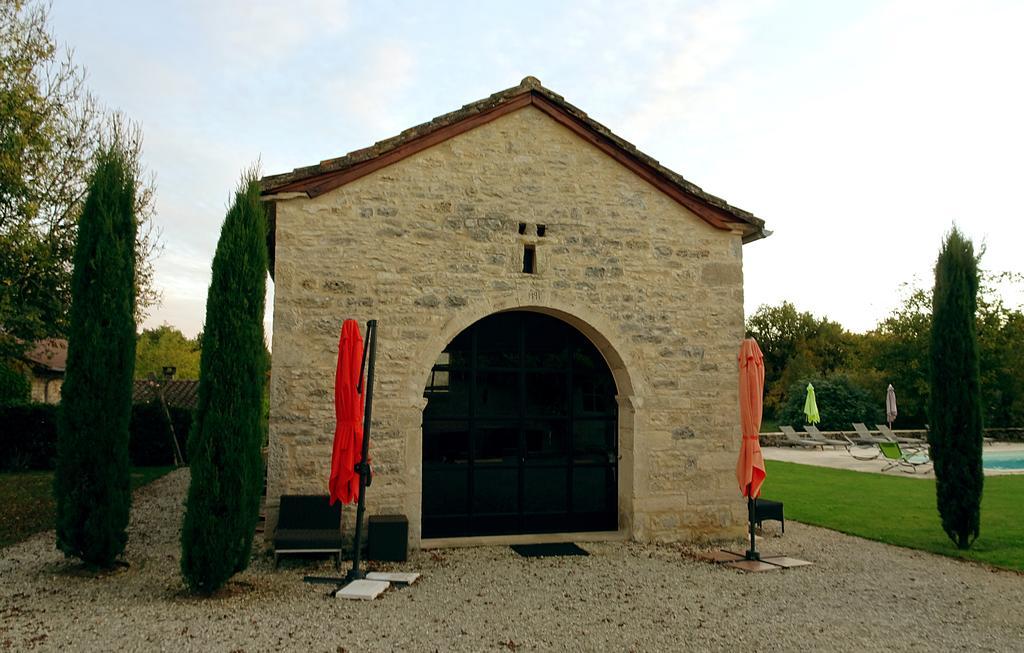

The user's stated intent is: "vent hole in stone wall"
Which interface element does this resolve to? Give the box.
[537,224,546,237]
[523,244,536,274]
[518,222,527,235]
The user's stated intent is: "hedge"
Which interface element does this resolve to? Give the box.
[778,375,883,432]
[0,402,191,471]
[0,362,31,407]
[0,403,59,470]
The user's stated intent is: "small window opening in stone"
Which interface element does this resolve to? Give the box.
[518,222,527,235]
[523,244,536,274]
[537,224,546,237]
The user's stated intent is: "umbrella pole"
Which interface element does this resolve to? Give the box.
[745,484,760,561]
[346,319,377,583]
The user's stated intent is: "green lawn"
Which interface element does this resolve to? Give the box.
[0,467,173,548]
[763,460,1024,571]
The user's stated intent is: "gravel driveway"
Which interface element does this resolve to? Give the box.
[1,469,1022,652]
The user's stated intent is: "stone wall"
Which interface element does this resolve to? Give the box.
[267,105,749,546]
[761,428,1024,446]
[29,374,61,404]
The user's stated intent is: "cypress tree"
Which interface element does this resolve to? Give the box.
[181,172,267,593]
[929,227,983,549]
[54,143,137,567]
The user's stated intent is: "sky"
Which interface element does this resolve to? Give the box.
[48,0,1024,338]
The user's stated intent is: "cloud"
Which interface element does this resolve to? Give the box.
[319,42,418,137]
[189,0,350,66]
[611,1,769,144]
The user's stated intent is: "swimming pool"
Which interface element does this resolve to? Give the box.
[983,450,1024,471]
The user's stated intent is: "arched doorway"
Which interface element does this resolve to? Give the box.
[422,311,618,538]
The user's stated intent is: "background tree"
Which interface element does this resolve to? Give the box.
[746,301,853,418]
[747,270,1023,432]
[0,0,159,360]
[181,171,267,594]
[858,286,933,427]
[974,271,1024,428]
[135,324,201,379]
[54,132,137,567]
[746,303,815,381]
[929,227,983,550]
[854,273,1024,429]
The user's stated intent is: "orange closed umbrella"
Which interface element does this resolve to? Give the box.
[736,338,766,497]
[736,338,766,560]
[329,319,365,505]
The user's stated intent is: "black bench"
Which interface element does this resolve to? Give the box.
[753,498,784,534]
[273,495,343,568]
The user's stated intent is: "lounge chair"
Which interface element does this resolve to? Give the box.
[851,422,885,445]
[273,495,344,568]
[875,424,926,447]
[841,434,879,460]
[878,441,931,473]
[778,425,822,449]
[803,424,847,448]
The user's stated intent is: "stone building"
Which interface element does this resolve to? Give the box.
[260,77,767,548]
[21,338,67,404]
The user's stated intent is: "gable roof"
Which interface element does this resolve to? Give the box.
[21,338,68,372]
[260,76,768,251]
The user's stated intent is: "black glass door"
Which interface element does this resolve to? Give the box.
[422,312,618,538]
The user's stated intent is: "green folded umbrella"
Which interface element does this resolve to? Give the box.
[804,383,821,425]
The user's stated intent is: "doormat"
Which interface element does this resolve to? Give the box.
[510,543,589,558]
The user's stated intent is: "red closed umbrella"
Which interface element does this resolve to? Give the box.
[736,338,766,560]
[329,319,365,505]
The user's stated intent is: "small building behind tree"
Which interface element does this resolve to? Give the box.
[20,339,68,404]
